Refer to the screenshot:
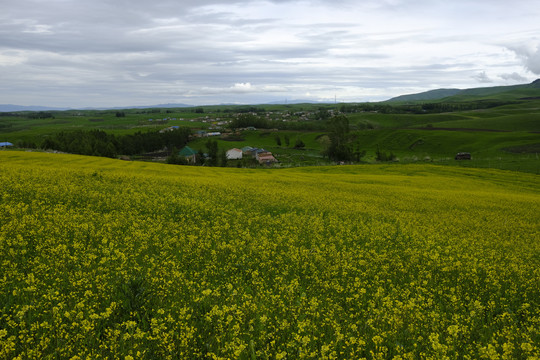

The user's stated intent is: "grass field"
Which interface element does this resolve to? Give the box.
[1,151,539,359]
[1,99,539,173]
[0,109,211,144]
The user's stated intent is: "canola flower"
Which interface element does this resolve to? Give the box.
[0,151,539,359]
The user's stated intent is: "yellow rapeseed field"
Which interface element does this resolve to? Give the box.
[1,151,539,359]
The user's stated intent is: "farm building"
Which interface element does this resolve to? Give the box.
[159,126,180,133]
[241,146,254,155]
[455,152,471,160]
[257,153,277,164]
[254,149,271,160]
[226,148,243,160]
[0,142,13,148]
[178,146,198,163]
[255,150,277,164]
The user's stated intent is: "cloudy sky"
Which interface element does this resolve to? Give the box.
[1,0,539,107]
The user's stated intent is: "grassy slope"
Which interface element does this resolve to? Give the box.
[0,110,210,143]
[1,99,539,172]
[386,79,540,103]
[348,100,540,131]
[343,101,540,173]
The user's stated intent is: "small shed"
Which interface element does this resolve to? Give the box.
[0,142,14,147]
[455,152,471,160]
[178,146,198,163]
[226,148,243,160]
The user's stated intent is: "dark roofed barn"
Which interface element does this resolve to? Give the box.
[455,152,471,160]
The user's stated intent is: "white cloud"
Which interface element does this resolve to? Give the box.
[231,83,253,92]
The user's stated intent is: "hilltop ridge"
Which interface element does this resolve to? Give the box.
[386,79,540,103]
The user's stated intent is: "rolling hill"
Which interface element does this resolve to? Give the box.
[387,79,540,103]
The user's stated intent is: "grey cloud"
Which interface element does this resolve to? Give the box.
[524,47,540,75]
[507,44,540,75]
[472,71,493,83]
[1,0,538,107]
[500,72,527,82]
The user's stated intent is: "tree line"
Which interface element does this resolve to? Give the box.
[339,101,517,114]
[39,128,191,158]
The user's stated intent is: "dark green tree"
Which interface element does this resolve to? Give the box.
[325,115,352,161]
[353,143,366,162]
[284,134,290,147]
[206,139,219,166]
[219,149,228,167]
[294,138,305,149]
[197,149,205,166]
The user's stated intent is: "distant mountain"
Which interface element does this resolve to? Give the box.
[265,99,332,105]
[0,103,195,112]
[0,104,71,112]
[5,80,540,112]
[126,103,193,109]
[386,79,540,103]
[77,103,195,110]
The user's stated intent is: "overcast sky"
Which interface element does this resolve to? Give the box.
[1,0,539,107]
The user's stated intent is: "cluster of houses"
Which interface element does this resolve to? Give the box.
[194,130,222,137]
[156,109,336,132]
[226,146,277,164]
[176,145,277,165]
[159,125,180,133]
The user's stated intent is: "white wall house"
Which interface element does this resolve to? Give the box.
[226,148,243,160]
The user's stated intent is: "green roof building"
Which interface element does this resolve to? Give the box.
[178,146,197,163]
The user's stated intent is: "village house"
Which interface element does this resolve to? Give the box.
[254,149,276,164]
[226,148,243,160]
[254,149,270,159]
[243,147,261,158]
[178,146,197,163]
[257,153,277,164]
[159,126,180,133]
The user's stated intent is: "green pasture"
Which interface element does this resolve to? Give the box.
[444,87,540,102]
[1,99,539,172]
[347,100,540,132]
[0,109,213,144]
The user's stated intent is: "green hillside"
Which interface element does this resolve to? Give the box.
[1,83,539,173]
[386,79,540,103]
[387,88,461,102]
